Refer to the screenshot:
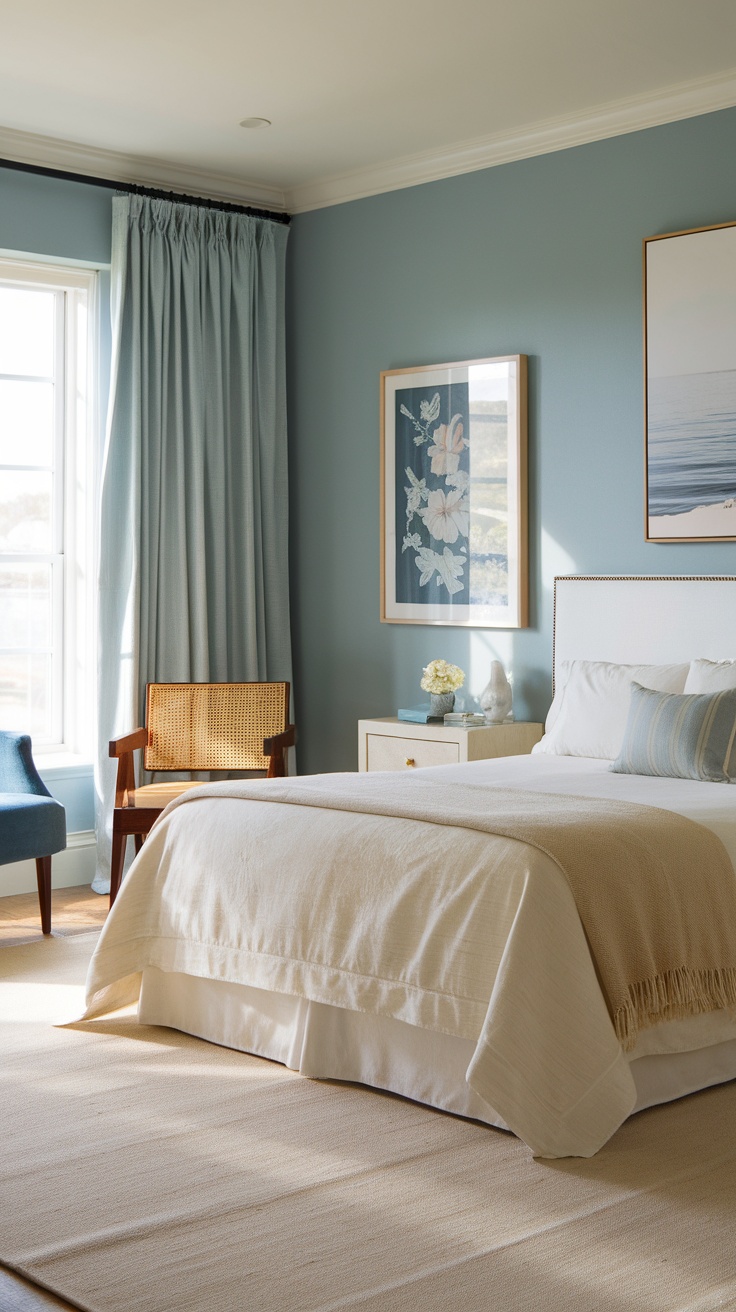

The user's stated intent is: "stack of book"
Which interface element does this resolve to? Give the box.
[397,706,438,723]
[397,707,488,726]
[442,712,487,726]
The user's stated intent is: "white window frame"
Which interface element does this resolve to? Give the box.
[0,257,98,758]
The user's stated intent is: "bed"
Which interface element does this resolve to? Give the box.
[83,576,736,1158]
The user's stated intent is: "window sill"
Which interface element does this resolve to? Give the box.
[35,752,94,782]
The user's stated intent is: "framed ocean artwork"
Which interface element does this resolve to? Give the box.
[645,220,736,542]
[380,355,528,627]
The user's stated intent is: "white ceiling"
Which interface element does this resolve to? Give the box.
[1,0,736,213]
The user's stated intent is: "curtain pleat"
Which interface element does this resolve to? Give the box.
[94,196,291,891]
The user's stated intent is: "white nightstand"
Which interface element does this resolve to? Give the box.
[357,717,544,772]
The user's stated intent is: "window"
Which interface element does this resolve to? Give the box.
[0,258,97,756]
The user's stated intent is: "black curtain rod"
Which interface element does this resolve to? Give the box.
[0,156,291,225]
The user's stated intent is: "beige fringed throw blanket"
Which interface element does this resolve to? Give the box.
[170,775,736,1051]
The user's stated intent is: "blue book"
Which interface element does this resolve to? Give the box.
[397,705,440,723]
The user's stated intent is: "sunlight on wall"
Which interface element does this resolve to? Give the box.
[540,527,578,594]
[464,529,578,706]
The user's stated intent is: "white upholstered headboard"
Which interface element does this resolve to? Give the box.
[553,576,736,688]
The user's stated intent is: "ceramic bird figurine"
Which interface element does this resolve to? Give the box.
[480,661,512,723]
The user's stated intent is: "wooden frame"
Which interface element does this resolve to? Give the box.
[644,220,736,542]
[380,355,528,627]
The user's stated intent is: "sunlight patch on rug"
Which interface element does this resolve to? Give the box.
[1,934,736,1312]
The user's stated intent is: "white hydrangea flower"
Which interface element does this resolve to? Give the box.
[420,657,465,694]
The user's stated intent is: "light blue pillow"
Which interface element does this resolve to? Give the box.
[611,682,736,783]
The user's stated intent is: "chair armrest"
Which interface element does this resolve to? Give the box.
[264,725,296,778]
[109,728,147,757]
[263,725,296,753]
[109,728,147,807]
[0,732,51,797]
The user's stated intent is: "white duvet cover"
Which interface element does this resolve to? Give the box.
[83,755,736,1158]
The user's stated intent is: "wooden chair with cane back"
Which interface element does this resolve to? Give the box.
[109,681,295,907]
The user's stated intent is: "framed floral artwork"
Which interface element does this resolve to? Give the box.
[380,355,528,627]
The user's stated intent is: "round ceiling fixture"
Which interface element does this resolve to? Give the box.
[239,117,272,129]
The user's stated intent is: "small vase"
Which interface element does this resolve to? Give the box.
[480,661,512,723]
[429,691,455,718]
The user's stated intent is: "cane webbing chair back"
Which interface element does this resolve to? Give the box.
[144,682,290,773]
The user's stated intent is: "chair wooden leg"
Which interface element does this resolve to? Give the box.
[110,828,127,909]
[134,833,144,854]
[35,856,52,935]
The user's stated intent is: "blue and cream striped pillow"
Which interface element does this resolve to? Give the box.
[611,683,736,782]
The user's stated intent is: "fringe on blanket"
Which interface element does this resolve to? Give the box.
[615,967,736,1051]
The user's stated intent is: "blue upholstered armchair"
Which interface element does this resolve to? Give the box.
[0,732,66,934]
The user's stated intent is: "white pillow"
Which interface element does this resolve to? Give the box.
[684,659,736,694]
[540,658,690,737]
[533,660,690,760]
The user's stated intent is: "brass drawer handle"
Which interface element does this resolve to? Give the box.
[405,757,415,767]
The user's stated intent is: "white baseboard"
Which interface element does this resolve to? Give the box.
[0,831,97,897]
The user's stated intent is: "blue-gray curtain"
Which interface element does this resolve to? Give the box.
[94,194,292,890]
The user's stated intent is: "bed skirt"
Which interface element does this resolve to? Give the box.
[139,968,736,1133]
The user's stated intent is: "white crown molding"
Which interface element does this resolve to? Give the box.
[0,124,287,212]
[2,66,736,218]
[287,67,736,213]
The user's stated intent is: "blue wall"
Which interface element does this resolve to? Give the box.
[0,165,112,265]
[4,108,736,793]
[286,107,736,775]
[0,164,113,830]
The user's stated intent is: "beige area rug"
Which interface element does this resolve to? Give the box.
[2,938,736,1312]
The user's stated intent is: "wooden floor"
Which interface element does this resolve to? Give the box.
[1,884,106,1309]
[0,884,108,948]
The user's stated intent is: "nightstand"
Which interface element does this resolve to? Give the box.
[357,717,544,772]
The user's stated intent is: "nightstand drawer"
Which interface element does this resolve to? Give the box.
[365,733,459,772]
